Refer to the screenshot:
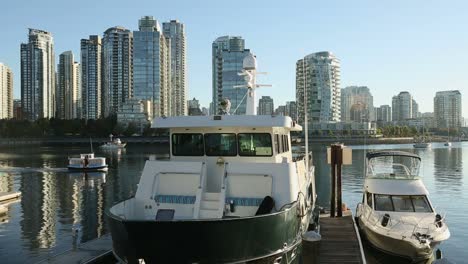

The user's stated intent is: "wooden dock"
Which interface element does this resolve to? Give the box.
[0,191,21,203]
[37,234,113,264]
[316,212,366,264]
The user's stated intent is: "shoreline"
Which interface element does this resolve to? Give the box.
[0,136,169,146]
[1,136,461,146]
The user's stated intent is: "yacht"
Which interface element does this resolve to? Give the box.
[100,134,126,149]
[356,151,450,261]
[68,153,108,172]
[106,54,316,263]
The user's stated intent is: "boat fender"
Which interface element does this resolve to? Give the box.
[256,196,275,215]
[435,214,443,228]
[381,213,390,227]
[229,200,235,213]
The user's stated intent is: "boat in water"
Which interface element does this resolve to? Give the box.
[106,54,316,263]
[68,153,108,172]
[356,151,450,261]
[444,142,452,147]
[100,134,126,149]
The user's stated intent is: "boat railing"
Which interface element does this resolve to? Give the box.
[220,162,229,216]
[193,162,206,218]
[359,203,448,238]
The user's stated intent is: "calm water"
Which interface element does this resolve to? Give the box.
[0,143,466,263]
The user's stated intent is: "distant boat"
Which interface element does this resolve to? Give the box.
[414,142,431,148]
[100,134,126,149]
[68,153,108,172]
[444,123,451,147]
[69,139,108,172]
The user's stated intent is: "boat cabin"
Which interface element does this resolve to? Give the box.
[116,115,313,221]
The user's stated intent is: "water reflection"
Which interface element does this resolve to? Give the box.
[433,147,463,192]
[20,172,58,249]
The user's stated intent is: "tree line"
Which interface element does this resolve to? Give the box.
[0,116,159,138]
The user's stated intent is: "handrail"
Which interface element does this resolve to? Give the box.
[198,162,206,189]
[222,162,229,190]
[225,172,270,177]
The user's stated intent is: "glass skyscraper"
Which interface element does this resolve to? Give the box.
[296,51,341,127]
[133,16,171,118]
[81,35,102,120]
[20,28,55,120]
[163,20,187,116]
[212,36,252,115]
[103,27,133,117]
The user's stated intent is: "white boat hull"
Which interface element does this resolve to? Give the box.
[358,217,435,260]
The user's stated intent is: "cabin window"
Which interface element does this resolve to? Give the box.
[373,194,432,212]
[411,196,432,212]
[204,133,237,156]
[374,194,393,211]
[238,133,273,156]
[366,192,372,207]
[172,134,204,156]
[274,134,280,154]
[392,196,414,212]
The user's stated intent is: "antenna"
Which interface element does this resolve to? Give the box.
[90,138,94,154]
[303,57,309,174]
[232,53,271,115]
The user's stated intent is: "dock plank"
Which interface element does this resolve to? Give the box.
[317,214,365,264]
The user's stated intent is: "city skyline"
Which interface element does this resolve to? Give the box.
[1,1,468,117]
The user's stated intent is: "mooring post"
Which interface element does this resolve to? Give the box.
[337,144,343,217]
[330,144,336,217]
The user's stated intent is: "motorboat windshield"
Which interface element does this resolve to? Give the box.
[366,151,421,179]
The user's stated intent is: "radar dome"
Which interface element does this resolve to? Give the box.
[243,53,257,70]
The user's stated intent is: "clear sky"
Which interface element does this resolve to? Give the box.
[1,0,467,117]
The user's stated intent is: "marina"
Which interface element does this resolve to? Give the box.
[0,143,465,263]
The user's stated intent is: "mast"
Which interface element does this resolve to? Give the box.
[235,53,271,115]
[303,58,309,173]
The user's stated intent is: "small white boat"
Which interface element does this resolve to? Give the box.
[356,151,450,261]
[413,142,431,148]
[68,153,108,172]
[444,142,452,147]
[100,134,126,149]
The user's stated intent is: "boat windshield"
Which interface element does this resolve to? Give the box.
[367,155,420,179]
[171,133,273,157]
[374,194,432,212]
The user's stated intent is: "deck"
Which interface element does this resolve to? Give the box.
[316,212,366,264]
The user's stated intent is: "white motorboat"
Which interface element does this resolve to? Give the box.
[444,142,452,147]
[100,134,126,149]
[106,54,316,263]
[68,153,108,172]
[413,142,431,148]
[356,151,450,261]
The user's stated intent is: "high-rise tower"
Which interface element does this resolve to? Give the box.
[163,20,187,116]
[81,35,103,120]
[20,28,55,120]
[103,27,133,117]
[134,16,171,118]
[296,51,341,127]
[212,36,252,115]
[0,63,13,119]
